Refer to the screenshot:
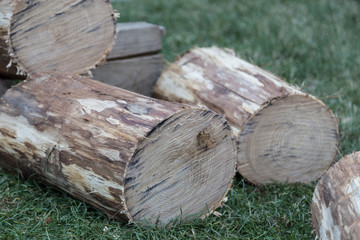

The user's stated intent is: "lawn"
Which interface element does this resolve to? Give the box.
[1,0,359,239]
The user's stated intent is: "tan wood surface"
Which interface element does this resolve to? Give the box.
[153,47,339,184]
[108,22,165,60]
[0,0,115,77]
[0,73,236,225]
[312,152,360,240]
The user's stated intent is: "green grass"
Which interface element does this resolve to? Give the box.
[1,0,359,239]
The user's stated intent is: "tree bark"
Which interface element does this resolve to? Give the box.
[311,152,360,240]
[153,47,339,184]
[0,73,236,225]
[0,0,116,78]
[0,0,19,78]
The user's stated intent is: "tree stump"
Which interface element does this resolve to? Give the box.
[0,0,115,77]
[153,47,339,184]
[0,73,236,225]
[311,152,360,240]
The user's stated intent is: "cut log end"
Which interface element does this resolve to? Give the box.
[153,47,339,184]
[311,152,360,240]
[9,0,116,74]
[237,94,339,184]
[124,109,236,224]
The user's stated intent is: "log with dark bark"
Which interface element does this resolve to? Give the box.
[0,0,115,78]
[312,152,360,240]
[153,47,339,184]
[0,73,236,225]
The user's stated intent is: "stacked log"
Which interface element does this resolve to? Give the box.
[0,73,236,225]
[0,0,116,77]
[92,22,165,96]
[153,47,339,184]
[311,152,360,240]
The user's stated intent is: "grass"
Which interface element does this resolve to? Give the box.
[1,0,359,239]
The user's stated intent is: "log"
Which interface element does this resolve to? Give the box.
[0,73,236,225]
[92,54,164,96]
[311,152,360,240]
[91,22,165,96]
[107,22,165,60]
[0,0,116,77]
[153,47,339,184]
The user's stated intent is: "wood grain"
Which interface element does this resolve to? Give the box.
[0,73,236,225]
[312,152,360,240]
[107,22,165,60]
[0,0,116,77]
[153,47,339,184]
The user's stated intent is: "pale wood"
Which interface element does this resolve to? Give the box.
[0,0,115,77]
[92,54,164,96]
[153,47,339,184]
[107,22,165,60]
[0,73,236,225]
[312,152,360,240]
[0,0,19,78]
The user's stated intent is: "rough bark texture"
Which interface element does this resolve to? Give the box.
[153,47,339,184]
[312,152,360,240]
[0,0,19,78]
[0,0,115,77]
[0,73,236,224]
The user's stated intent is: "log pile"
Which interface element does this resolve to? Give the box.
[153,47,339,184]
[311,152,360,240]
[0,73,236,224]
[0,0,349,230]
[0,0,116,77]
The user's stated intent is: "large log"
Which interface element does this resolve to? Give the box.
[0,73,236,225]
[311,152,360,240]
[153,47,339,184]
[0,0,116,78]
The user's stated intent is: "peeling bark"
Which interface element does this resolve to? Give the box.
[0,0,115,78]
[312,152,360,240]
[153,47,339,184]
[0,73,236,225]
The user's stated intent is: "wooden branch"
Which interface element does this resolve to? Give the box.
[153,47,339,184]
[0,0,116,78]
[0,73,236,225]
[92,54,164,96]
[312,152,360,240]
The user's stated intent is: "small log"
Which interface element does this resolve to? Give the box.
[91,22,165,96]
[0,0,116,77]
[107,22,165,60]
[153,47,339,184]
[0,73,236,224]
[311,152,360,240]
[92,54,164,96]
